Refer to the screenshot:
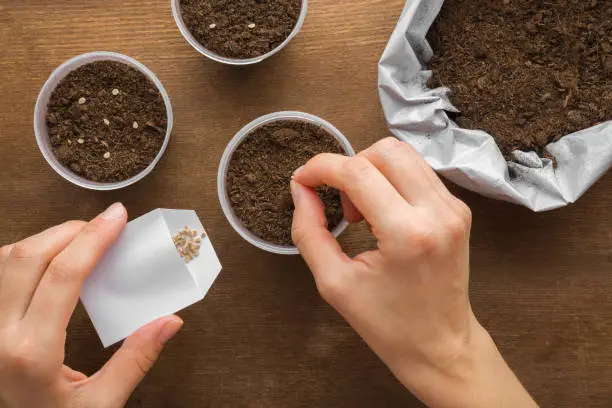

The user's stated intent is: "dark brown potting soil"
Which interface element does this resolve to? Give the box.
[180,0,301,59]
[46,61,167,183]
[227,121,345,246]
[428,0,612,158]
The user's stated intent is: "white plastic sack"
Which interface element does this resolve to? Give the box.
[378,0,612,211]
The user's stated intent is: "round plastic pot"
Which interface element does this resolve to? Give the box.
[218,111,355,255]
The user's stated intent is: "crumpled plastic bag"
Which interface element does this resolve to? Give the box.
[378,0,612,211]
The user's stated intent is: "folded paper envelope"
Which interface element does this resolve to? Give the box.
[80,209,222,347]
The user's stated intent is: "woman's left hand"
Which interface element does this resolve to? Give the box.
[0,203,183,408]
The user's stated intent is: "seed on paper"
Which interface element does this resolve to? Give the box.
[78,97,86,105]
[103,152,111,159]
[248,23,256,29]
[112,88,120,96]
[209,23,216,29]
[172,227,203,263]
[77,138,84,144]
[132,121,139,129]
[103,118,110,126]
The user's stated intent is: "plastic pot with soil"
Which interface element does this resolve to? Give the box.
[378,0,612,211]
[218,112,355,255]
[34,52,173,190]
[172,0,308,65]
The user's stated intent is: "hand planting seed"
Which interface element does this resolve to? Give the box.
[227,120,345,246]
[172,226,203,263]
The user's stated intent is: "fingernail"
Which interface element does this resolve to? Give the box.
[100,202,125,220]
[290,180,302,205]
[157,316,183,345]
[292,165,304,179]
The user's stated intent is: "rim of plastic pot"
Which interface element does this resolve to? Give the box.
[34,51,173,191]
[218,111,356,255]
[171,0,309,66]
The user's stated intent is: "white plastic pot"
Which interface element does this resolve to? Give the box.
[172,0,308,65]
[218,111,355,255]
[34,51,173,191]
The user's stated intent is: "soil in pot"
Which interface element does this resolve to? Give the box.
[180,0,302,59]
[46,61,167,183]
[227,121,345,246]
[427,0,611,159]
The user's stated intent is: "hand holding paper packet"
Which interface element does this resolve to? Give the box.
[81,208,222,347]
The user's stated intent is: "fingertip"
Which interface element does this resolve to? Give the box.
[291,180,326,224]
[131,315,183,346]
[158,315,183,345]
[292,165,304,179]
[100,202,127,222]
[289,179,302,205]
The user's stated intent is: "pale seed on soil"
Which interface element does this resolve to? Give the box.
[103,118,110,126]
[248,23,256,29]
[103,152,111,159]
[77,138,84,144]
[209,23,216,29]
[133,121,139,129]
[78,97,86,105]
[112,89,120,96]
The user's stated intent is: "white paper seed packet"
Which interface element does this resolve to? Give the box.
[80,209,222,347]
[378,0,612,211]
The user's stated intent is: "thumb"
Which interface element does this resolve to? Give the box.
[290,180,348,279]
[88,315,183,406]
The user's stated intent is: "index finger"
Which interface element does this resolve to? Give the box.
[25,203,127,334]
[292,154,412,231]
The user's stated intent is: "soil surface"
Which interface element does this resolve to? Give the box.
[46,61,167,183]
[227,120,345,246]
[180,0,301,59]
[428,0,612,158]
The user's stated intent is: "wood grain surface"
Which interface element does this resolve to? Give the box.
[1,1,611,407]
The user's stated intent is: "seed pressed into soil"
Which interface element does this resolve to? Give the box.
[427,0,611,158]
[227,121,345,246]
[180,0,302,59]
[46,61,168,183]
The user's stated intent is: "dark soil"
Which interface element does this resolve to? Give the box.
[46,61,167,183]
[428,0,612,158]
[227,121,345,246]
[180,0,301,59]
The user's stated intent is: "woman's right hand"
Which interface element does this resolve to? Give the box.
[290,137,538,408]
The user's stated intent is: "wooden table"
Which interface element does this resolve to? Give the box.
[1,1,611,407]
